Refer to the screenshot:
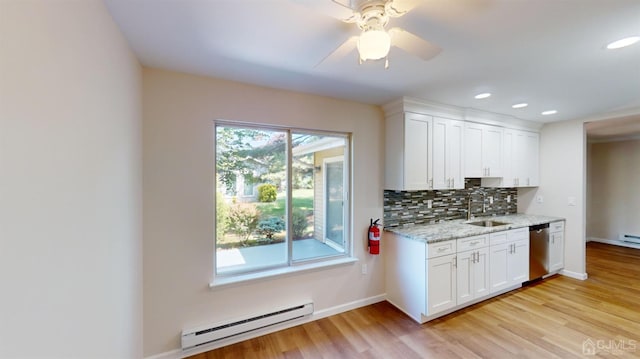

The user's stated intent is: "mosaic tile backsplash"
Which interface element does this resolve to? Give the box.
[383,178,518,228]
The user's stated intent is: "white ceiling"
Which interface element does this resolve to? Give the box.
[104,0,640,125]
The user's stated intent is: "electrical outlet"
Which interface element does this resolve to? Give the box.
[506,195,511,203]
[427,199,433,209]
[536,195,544,203]
[361,264,367,275]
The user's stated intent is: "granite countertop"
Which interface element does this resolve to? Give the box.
[384,214,565,244]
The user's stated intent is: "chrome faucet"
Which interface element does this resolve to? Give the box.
[467,189,488,220]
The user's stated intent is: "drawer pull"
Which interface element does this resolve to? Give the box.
[437,247,447,252]
[470,240,480,245]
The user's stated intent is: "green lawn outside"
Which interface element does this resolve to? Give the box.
[256,189,314,217]
[218,189,314,248]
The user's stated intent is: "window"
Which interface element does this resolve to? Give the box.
[215,122,351,276]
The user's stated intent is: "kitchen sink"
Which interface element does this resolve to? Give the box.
[466,220,510,227]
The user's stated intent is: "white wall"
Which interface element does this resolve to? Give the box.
[518,119,587,278]
[587,139,640,240]
[0,1,143,358]
[142,68,385,356]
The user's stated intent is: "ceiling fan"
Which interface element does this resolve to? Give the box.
[302,0,442,68]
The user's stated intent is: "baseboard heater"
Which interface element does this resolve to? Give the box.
[181,302,314,350]
[620,233,640,245]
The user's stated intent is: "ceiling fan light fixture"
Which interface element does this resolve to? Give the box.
[357,29,391,61]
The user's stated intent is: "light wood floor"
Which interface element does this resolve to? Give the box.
[189,242,640,358]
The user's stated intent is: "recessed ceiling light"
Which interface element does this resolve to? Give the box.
[541,110,557,116]
[606,36,640,49]
[475,93,491,99]
[512,103,528,109]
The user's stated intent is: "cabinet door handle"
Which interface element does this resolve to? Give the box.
[429,179,433,189]
[453,257,457,268]
[452,178,455,188]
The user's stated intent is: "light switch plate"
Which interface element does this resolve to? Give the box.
[568,196,576,206]
[427,199,433,209]
[506,195,511,203]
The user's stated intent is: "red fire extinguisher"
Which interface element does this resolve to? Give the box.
[368,218,381,255]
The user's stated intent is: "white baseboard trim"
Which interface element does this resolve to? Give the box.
[560,269,588,280]
[144,294,387,359]
[588,237,640,250]
[311,293,386,320]
[144,349,181,359]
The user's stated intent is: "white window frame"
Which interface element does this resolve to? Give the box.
[212,121,354,286]
[322,155,346,253]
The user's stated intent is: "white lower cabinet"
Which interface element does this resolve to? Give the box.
[456,235,490,305]
[457,246,490,305]
[427,253,457,314]
[549,221,565,273]
[489,228,529,293]
[386,227,532,323]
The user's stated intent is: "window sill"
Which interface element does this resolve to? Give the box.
[210,256,359,289]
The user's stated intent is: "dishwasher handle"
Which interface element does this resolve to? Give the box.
[530,223,550,232]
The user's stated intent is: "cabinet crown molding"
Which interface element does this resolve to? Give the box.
[384,97,543,132]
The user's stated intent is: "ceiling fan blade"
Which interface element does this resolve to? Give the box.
[389,27,442,61]
[294,0,359,22]
[386,0,422,17]
[315,36,359,67]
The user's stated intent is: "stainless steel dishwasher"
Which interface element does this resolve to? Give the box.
[529,223,550,280]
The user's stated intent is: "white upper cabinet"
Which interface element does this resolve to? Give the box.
[432,117,464,190]
[385,112,432,190]
[484,129,539,188]
[464,123,503,177]
[385,112,464,191]
[384,98,540,190]
[404,114,432,190]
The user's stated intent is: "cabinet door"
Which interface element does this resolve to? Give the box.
[483,125,503,177]
[404,114,432,190]
[489,242,509,293]
[549,231,564,272]
[464,123,503,177]
[433,118,464,190]
[502,129,516,187]
[508,238,530,285]
[474,247,491,298]
[427,254,456,315]
[523,132,539,186]
[447,119,465,189]
[464,123,483,177]
[432,118,448,189]
[456,250,473,305]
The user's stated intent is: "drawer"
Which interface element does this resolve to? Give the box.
[490,231,508,245]
[427,240,456,259]
[457,234,489,252]
[550,221,565,232]
[507,227,529,241]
